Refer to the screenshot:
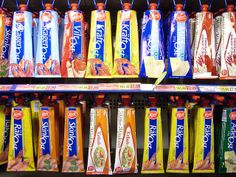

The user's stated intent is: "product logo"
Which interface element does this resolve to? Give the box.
[42,110,49,119]
[42,11,52,22]
[121,11,131,21]
[5,17,12,26]
[150,11,161,20]
[68,110,77,119]
[176,13,187,22]
[204,111,212,119]
[96,11,106,21]
[176,111,185,120]
[148,111,158,120]
[70,11,82,22]
[230,112,236,120]
[13,110,23,120]
[16,12,24,23]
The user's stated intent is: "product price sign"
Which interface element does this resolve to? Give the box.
[198,86,216,93]
[34,85,49,91]
[0,85,12,92]
[118,83,141,90]
[154,85,176,92]
[215,86,236,93]
[15,85,34,91]
[175,85,188,92]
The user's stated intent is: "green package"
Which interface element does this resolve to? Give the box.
[218,108,236,173]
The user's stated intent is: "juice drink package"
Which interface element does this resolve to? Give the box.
[193,4,217,79]
[114,107,138,174]
[0,10,12,77]
[142,106,164,173]
[167,4,192,78]
[61,3,87,78]
[87,107,112,175]
[113,3,139,78]
[220,5,236,79]
[32,15,39,64]
[214,15,222,75]
[35,3,61,77]
[30,100,42,157]
[167,107,189,173]
[9,4,34,77]
[62,107,84,173]
[7,107,35,171]
[37,106,59,171]
[139,3,165,78]
[86,3,112,78]
[0,104,11,165]
[218,108,236,173]
[193,107,215,173]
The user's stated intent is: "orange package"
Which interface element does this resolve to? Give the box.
[61,3,87,78]
[87,106,112,175]
[62,107,84,173]
[37,107,59,171]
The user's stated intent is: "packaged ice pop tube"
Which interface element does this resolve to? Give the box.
[113,3,139,78]
[87,95,112,175]
[37,106,59,171]
[0,100,11,165]
[192,105,215,173]
[114,95,138,174]
[193,4,217,79]
[167,4,192,78]
[7,106,35,171]
[214,15,222,75]
[30,99,42,157]
[61,3,87,78]
[141,97,164,174]
[32,14,39,64]
[220,5,236,79]
[189,15,196,65]
[167,99,189,173]
[9,4,34,77]
[0,9,12,77]
[139,3,166,78]
[86,3,113,78]
[35,3,61,77]
[62,106,84,173]
[218,103,236,173]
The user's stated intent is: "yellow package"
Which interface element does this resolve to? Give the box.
[30,100,42,157]
[167,107,189,173]
[86,3,113,78]
[57,100,65,156]
[114,107,138,174]
[87,107,112,175]
[0,105,11,165]
[62,107,84,173]
[7,107,35,171]
[192,107,215,173]
[142,107,164,174]
[37,107,58,172]
[113,3,139,78]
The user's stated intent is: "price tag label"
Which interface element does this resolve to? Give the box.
[216,86,236,93]
[175,85,188,92]
[0,85,12,91]
[34,85,48,91]
[15,85,34,91]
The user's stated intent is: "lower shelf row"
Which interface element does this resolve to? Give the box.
[0,94,235,174]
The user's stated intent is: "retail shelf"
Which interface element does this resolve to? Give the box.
[0,83,235,93]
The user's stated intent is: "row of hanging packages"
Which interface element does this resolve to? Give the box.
[0,93,236,174]
[0,0,235,79]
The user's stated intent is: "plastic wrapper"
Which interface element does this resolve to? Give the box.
[167,107,189,173]
[37,106,59,171]
[167,5,192,78]
[218,108,236,173]
[192,107,215,173]
[0,12,12,77]
[87,107,112,175]
[139,4,165,78]
[7,107,35,171]
[86,4,113,78]
[114,107,138,174]
[35,4,61,77]
[62,107,84,173]
[141,107,164,174]
[32,16,39,64]
[113,3,139,78]
[193,5,217,79]
[61,5,87,78]
[0,104,11,165]
[189,17,196,65]
[9,7,34,77]
[220,8,236,79]
[214,15,222,75]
